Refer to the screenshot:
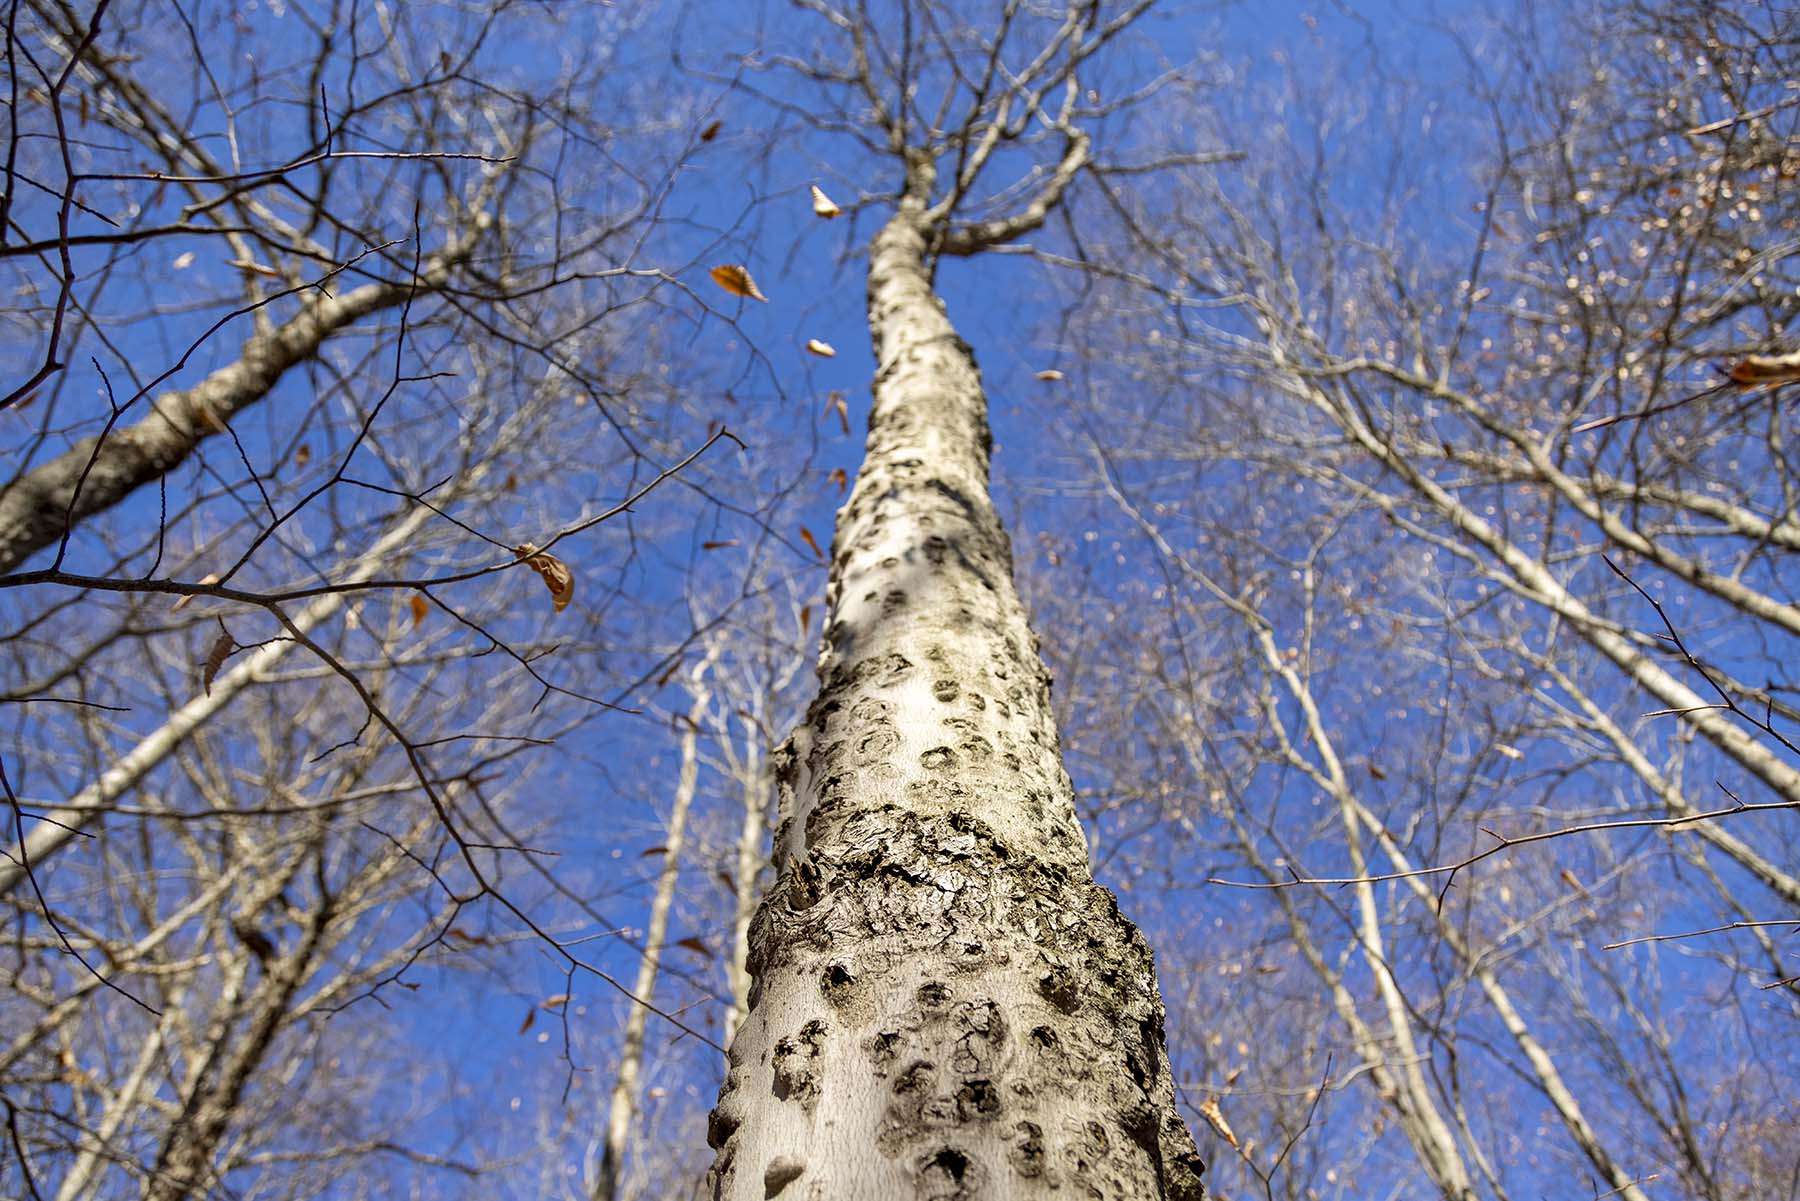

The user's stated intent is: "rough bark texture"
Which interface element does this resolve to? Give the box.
[706,204,1204,1200]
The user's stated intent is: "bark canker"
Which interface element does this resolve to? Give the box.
[707,209,1203,1200]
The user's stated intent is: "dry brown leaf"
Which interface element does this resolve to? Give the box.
[518,1007,536,1034]
[799,527,823,559]
[640,845,668,857]
[201,624,235,695]
[702,539,739,551]
[409,593,429,630]
[828,467,848,494]
[800,605,813,635]
[1367,762,1387,780]
[1726,350,1800,387]
[172,571,221,613]
[717,868,735,892]
[294,443,311,468]
[810,184,841,218]
[1197,1096,1241,1152]
[515,543,575,613]
[699,118,723,142]
[828,391,850,433]
[675,936,710,957]
[1035,368,1065,382]
[805,338,837,358]
[709,263,768,303]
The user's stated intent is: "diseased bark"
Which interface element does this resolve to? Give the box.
[706,198,1203,1199]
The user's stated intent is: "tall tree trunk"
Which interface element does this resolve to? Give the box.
[706,201,1204,1199]
[595,660,713,1201]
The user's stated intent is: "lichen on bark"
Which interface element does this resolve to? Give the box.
[706,197,1204,1200]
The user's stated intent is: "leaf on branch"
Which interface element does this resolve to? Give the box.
[709,263,768,303]
[799,527,823,559]
[409,593,429,630]
[675,936,711,957]
[515,543,575,613]
[810,184,841,218]
[1197,1096,1241,1152]
[172,572,221,613]
[1035,368,1065,382]
[699,118,723,142]
[228,258,282,278]
[201,624,236,695]
[1725,350,1800,387]
[805,338,836,358]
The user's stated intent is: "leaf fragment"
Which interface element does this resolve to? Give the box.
[1197,1096,1240,1151]
[709,263,768,303]
[805,338,837,358]
[201,623,235,695]
[810,184,841,218]
[514,543,575,613]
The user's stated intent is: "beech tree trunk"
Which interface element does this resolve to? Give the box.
[706,200,1204,1199]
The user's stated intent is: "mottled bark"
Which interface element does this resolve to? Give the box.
[706,202,1203,1199]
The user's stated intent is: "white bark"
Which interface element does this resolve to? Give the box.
[596,660,713,1201]
[706,203,1202,1200]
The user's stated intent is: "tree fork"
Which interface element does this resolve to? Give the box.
[706,195,1204,1199]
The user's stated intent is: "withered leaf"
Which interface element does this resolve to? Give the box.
[675,936,710,957]
[1035,368,1065,382]
[541,993,571,1010]
[294,443,311,468]
[201,624,235,695]
[1726,350,1800,387]
[717,869,735,893]
[518,1007,536,1034]
[709,263,768,303]
[828,467,848,493]
[699,118,723,142]
[409,593,429,630]
[828,391,850,433]
[805,338,836,358]
[702,539,739,550]
[514,543,575,613]
[810,184,841,218]
[640,845,668,857]
[1197,1096,1241,1152]
[1367,762,1387,780]
[800,605,812,635]
[172,571,221,613]
[799,527,823,559]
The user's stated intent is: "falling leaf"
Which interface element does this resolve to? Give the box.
[1725,350,1800,387]
[294,443,311,467]
[675,936,711,957]
[1495,743,1524,760]
[647,1086,668,1099]
[640,845,668,858]
[1197,1097,1241,1151]
[717,869,735,893]
[709,263,768,303]
[702,539,739,551]
[799,527,823,559]
[201,624,235,694]
[810,184,841,218]
[409,593,429,630]
[514,543,575,613]
[800,605,812,635]
[828,391,850,433]
[173,251,196,270]
[541,993,571,1010]
[1367,762,1387,781]
[805,338,837,358]
[172,571,221,613]
[503,472,518,492]
[518,1007,537,1034]
[828,467,848,493]
[228,258,282,277]
[699,118,723,142]
[1035,368,1065,382]
[1560,869,1587,895]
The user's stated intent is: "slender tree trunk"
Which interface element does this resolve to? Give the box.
[707,202,1203,1199]
[595,661,713,1201]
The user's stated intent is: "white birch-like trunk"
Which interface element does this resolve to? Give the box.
[706,205,1203,1199]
